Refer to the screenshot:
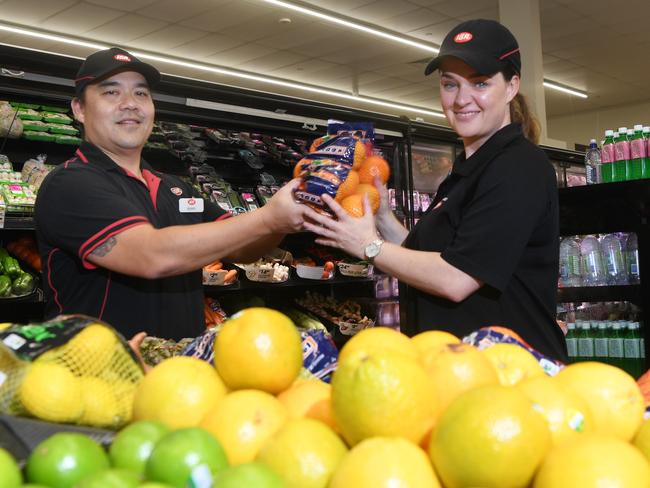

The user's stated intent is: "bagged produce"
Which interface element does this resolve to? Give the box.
[0,315,144,429]
[0,101,23,139]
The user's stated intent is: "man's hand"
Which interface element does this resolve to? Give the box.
[260,179,320,234]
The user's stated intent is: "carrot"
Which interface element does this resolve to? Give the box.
[223,269,238,284]
[206,262,223,272]
[323,261,334,272]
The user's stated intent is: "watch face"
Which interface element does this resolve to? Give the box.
[366,242,380,258]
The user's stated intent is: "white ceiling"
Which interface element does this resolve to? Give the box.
[0,0,648,124]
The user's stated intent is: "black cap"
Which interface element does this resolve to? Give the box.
[75,47,160,96]
[424,19,521,77]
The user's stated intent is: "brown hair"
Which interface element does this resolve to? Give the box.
[502,67,541,145]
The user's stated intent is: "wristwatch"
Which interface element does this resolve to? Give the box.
[364,238,384,262]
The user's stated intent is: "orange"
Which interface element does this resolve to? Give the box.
[338,326,419,365]
[277,379,337,431]
[358,155,390,185]
[411,330,460,360]
[214,307,303,394]
[354,184,380,213]
[332,350,436,446]
[293,158,311,179]
[420,343,499,417]
[430,384,551,488]
[329,437,441,488]
[339,194,365,218]
[352,140,367,170]
[634,419,650,463]
[335,170,359,202]
[132,356,227,429]
[487,325,527,344]
[533,434,650,488]
[482,343,545,386]
[256,418,347,488]
[518,375,594,446]
[555,362,645,441]
[200,389,288,465]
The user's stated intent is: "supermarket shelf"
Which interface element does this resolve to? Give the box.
[204,274,374,294]
[559,180,650,235]
[1,215,35,230]
[557,284,642,303]
[0,288,44,305]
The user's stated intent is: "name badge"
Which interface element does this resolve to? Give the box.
[179,197,204,213]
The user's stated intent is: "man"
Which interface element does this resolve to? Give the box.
[35,47,315,340]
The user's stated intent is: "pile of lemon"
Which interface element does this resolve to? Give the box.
[17,322,143,429]
[126,307,650,487]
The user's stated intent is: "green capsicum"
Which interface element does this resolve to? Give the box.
[0,275,11,297]
[2,256,20,279]
[0,248,8,259]
[12,273,34,296]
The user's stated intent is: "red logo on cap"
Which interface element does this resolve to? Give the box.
[454,32,473,43]
[114,54,132,62]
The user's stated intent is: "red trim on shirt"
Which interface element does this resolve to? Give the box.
[99,271,112,320]
[75,149,89,163]
[79,215,148,260]
[216,212,232,221]
[47,248,63,313]
[142,169,161,211]
[81,220,150,270]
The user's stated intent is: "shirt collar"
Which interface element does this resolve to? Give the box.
[452,123,524,177]
[76,141,155,174]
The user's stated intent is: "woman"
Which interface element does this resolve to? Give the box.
[304,19,566,361]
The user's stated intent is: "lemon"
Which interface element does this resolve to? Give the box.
[332,350,436,446]
[257,418,347,488]
[329,437,441,488]
[534,434,650,488]
[20,362,83,422]
[61,324,118,376]
[556,362,645,441]
[430,384,551,488]
[79,377,121,428]
[338,327,418,365]
[200,389,288,465]
[482,343,545,386]
[518,374,594,446]
[133,356,227,429]
[215,308,303,394]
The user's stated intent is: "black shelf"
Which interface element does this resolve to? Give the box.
[557,284,642,303]
[559,180,650,235]
[204,275,374,295]
[2,216,35,230]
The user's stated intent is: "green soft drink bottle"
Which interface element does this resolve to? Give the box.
[601,130,615,183]
[608,322,625,369]
[565,322,578,363]
[577,322,594,362]
[644,126,650,179]
[613,128,629,182]
[593,321,609,364]
[629,125,645,180]
[623,321,640,376]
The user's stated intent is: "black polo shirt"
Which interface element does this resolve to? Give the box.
[403,123,566,361]
[35,142,229,340]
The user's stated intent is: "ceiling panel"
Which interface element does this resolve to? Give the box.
[378,7,447,32]
[83,14,167,43]
[165,33,244,60]
[430,0,495,18]
[84,0,158,12]
[137,0,228,22]
[236,50,308,72]
[129,25,208,51]
[301,0,378,14]
[407,19,458,44]
[179,1,276,33]
[257,22,336,50]
[40,4,125,34]
[0,0,78,24]
[204,42,278,67]
[348,0,419,23]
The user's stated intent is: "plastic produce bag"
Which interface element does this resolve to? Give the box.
[0,102,23,139]
[0,315,144,429]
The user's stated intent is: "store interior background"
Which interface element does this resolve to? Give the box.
[0,0,647,148]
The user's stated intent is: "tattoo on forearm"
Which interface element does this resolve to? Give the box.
[91,237,117,257]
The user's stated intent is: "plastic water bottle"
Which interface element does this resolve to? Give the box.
[584,139,600,184]
[608,322,625,369]
[600,233,628,285]
[559,236,582,287]
[643,126,650,179]
[601,130,615,183]
[626,233,640,285]
[629,125,645,180]
[613,128,630,182]
[580,235,606,286]
[565,322,578,362]
[593,321,609,362]
[577,322,594,362]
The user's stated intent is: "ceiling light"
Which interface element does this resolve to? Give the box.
[0,23,445,119]
[543,80,588,98]
[259,0,439,53]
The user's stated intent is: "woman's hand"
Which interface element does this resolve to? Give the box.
[373,176,392,220]
[303,193,380,260]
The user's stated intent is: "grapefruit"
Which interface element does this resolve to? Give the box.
[482,343,545,386]
[338,327,418,365]
[277,379,336,431]
[411,330,460,359]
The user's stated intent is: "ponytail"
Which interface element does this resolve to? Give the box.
[510,92,541,145]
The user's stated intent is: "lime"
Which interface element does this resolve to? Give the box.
[25,433,110,488]
[109,421,170,475]
[138,483,174,488]
[76,468,140,488]
[0,447,22,487]
[214,463,285,487]
[145,428,228,488]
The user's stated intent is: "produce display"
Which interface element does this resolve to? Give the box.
[1,309,649,487]
[0,244,36,297]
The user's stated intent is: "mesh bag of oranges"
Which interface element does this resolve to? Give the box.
[294,122,390,217]
[0,315,144,429]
